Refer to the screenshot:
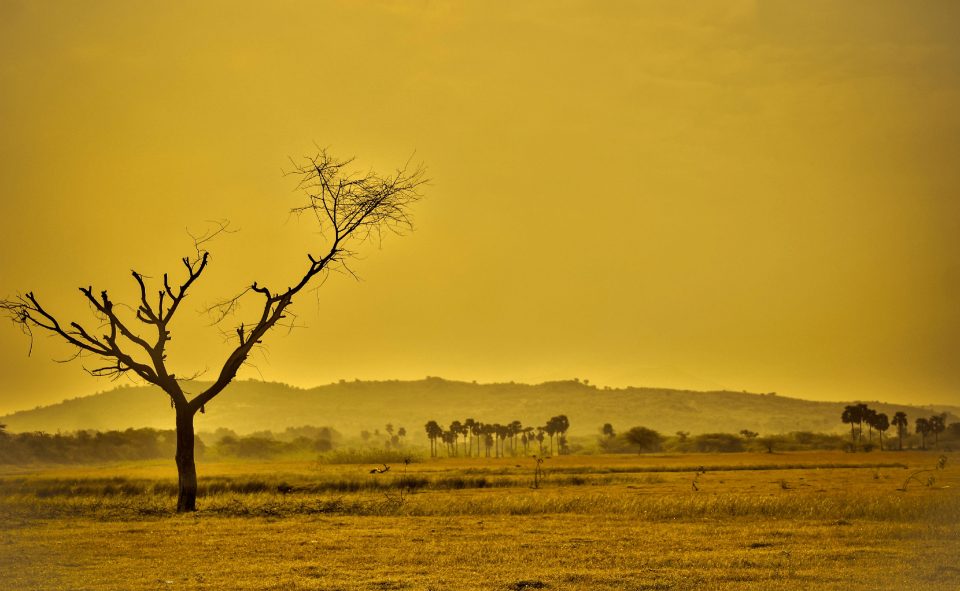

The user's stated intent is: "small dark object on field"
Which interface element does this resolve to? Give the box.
[531,455,546,489]
[511,581,547,590]
[692,466,706,491]
[277,483,294,494]
[370,464,391,474]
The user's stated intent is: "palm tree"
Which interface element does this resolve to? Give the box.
[862,408,877,443]
[892,412,908,450]
[544,420,558,455]
[424,421,442,458]
[487,423,501,457]
[523,426,535,454]
[444,429,460,456]
[855,403,870,442]
[915,417,931,450]
[551,415,570,455]
[874,413,889,451]
[508,420,523,456]
[496,424,509,458]
[930,413,947,448]
[841,405,861,446]
[480,423,493,457]
[483,431,494,457]
[448,421,463,457]
[470,421,483,457]
[463,418,476,457]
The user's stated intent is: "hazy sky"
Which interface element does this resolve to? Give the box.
[1,0,958,414]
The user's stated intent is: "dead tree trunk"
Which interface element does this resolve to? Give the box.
[175,406,198,512]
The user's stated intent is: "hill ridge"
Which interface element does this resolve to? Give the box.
[2,378,957,438]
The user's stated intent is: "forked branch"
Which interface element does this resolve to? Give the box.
[2,150,425,416]
[193,151,425,412]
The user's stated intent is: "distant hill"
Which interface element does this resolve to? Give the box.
[2,378,957,440]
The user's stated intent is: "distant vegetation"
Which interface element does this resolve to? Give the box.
[0,424,339,464]
[597,427,850,454]
[3,395,958,466]
[6,378,958,441]
[0,427,195,464]
[839,404,955,451]
[423,415,570,458]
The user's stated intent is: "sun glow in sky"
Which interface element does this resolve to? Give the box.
[1,0,958,413]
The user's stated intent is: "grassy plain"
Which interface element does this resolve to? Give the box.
[1,451,958,590]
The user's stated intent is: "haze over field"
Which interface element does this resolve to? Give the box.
[2,1,959,415]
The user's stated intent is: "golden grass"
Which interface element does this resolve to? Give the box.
[2,451,958,590]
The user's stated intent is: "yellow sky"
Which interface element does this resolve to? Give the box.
[1,0,958,414]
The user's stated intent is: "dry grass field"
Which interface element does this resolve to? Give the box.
[2,451,958,590]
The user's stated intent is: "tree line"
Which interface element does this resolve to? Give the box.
[840,404,953,450]
[423,415,570,458]
[0,424,339,464]
[597,425,852,454]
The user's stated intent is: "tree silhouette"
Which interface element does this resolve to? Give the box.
[855,403,870,442]
[496,424,509,458]
[892,412,908,451]
[841,405,862,447]
[544,420,557,455]
[441,429,457,456]
[508,420,523,456]
[624,426,663,453]
[544,415,570,456]
[602,423,616,439]
[522,426,535,454]
[470,420,483,458]
[448,421,464,457]
[930,413,947,448]
[874,412,889,451]
[464,418,476,457]
[1,149,425,512]
[484,430,494,457]
[915,417,931,450]
[863,407,878,443]
[424,421,442,458]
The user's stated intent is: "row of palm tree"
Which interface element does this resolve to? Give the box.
[423,415,570,458]
[841,404,948,450]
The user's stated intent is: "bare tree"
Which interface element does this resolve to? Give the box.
[1,149,425,512]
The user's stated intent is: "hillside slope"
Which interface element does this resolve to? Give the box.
[2,378,956,439]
